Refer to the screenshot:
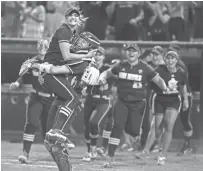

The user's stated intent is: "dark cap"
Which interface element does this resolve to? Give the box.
[97,46,105,55]
[152,46,164,55]
[65,8,80,18]
[168,44,180,52]
[124,43,140,52]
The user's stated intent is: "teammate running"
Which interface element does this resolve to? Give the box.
[98,43,170,168]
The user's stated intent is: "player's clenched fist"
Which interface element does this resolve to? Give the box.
[9,82,20,91]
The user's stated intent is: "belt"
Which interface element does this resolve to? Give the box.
[92,95,110,100]
[31,90,55,98]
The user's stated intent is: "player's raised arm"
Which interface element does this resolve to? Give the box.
[98,61,120,84]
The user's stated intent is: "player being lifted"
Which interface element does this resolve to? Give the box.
[9,38,54,163]
[98,43,170,168]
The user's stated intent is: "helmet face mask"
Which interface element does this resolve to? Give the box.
[70,32,100,53]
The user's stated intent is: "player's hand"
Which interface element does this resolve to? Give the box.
[32,63,40,70]
[85,49,97,58]
[163,87,171,94]
[182,100,189,111]
[129,18,139,27]
[9,82,20,91]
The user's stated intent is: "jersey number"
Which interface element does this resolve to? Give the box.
[132,82,142,89]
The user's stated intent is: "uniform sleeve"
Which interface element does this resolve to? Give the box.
[111,63,121,75]
[181,70,188,85]
[56,27,72,43]
[145,63,158,81]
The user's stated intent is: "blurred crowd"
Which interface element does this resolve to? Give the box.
[1,1,203,41]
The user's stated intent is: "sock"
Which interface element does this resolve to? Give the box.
[108,137,120,157]
[102,130,111,151]
[91,138,97,147]
[23,123,36,154]
[85,139,91,153]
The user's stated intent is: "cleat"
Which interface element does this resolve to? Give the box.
[157,155,166,166]
[177,147,194,156]
[127,147,135,152]
[177,141,194,156]
[135,150,149,159]
[103,156,115,168]
[151,145,162,153]
[120,143,129,151]
[90,147,97,160]
[18,151,29,164]
[82,152,92,162]
[96,147,106,157]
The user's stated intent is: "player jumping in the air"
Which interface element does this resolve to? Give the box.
[98,43,170,168]
[30,8,100,171]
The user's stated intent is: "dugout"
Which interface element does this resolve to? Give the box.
[1,38,202,143]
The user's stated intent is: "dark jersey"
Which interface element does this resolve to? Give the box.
[44,23,74,66]
[177,60,192,93]
[86,65,114,97]
[152,65,187,96]
[111,60,157,101]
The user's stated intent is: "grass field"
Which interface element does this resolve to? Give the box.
[2,141,203,171]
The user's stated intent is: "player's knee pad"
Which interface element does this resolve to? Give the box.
[44,133,72,171]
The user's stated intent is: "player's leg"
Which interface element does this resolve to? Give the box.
[97,105,114,156]
[39,96,55,139]
[138,96,165,159]
[46,97,62,133]
[19,93,43,163]
[82,95,95,162]
[157,97,181,165]
[104,98,128,168]
[124,100,146,152]
[89,100,111,159]
[43,74,81,171]
[142,93,162,154]
[178,95,194,155]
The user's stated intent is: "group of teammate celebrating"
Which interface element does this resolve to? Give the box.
[9,7,194,171]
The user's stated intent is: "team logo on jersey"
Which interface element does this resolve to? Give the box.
[138,69,143,74]
[168,77,178,93]
[121,68,125,71]
[38,75,44,85]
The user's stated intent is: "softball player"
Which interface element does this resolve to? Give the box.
[9,38,54,163]
[98,43,169,168]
